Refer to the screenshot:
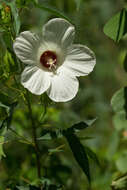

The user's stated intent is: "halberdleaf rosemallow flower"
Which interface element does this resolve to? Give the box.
[13,18,96,102]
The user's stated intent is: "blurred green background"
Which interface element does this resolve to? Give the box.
[0,0,127,189]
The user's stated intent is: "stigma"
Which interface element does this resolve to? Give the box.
[40,51,57,70]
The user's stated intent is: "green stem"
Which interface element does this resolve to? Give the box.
[26,91,41,178]
[9,128,33,145]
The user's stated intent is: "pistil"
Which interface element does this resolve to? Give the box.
[40,51,57,70]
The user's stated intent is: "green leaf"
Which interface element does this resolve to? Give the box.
[38,178,61,190]
[34,3,71,23]
[10,1,20,35]
[0,136,6,160]
[111,174,127,190]
[48,185,60,190]
[29,185,40,190]
[16,186,29,190]
[5,0,21,35]
[3,50,18,75]
[2,32,13,50]
[106,131,119,160]
[111,87,127,114]
[84,146,100,167]
[48,146,64,155]
[116,151,127,173]
[123,53,127,72]
[0,92,12,107]
[71,118,96,132]
[63,131,91,182]
[113,111,127,131]
[103,8,127,42]
[6,101,18,129]
[38,129,62,141]
[0,101,18,130]
[43,184,59,190]
[111,87,127,130]
[74,0,82,11]
[38,133,52,140]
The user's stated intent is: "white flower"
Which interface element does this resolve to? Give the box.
[13,18,96,102]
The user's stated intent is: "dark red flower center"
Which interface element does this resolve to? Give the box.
[40,51,57,69]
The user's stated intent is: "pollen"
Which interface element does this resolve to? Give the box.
[40,51,57,70]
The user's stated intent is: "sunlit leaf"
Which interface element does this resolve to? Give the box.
[0,136,6,160]
[103,8,127,42]
[111,174,127,190]
[48,144,64,155]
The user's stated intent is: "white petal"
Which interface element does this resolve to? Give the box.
[62,44,96,77]
[42,18,75,49]
[13,31,40,65]
[47,73,79,102]
[21,66,50,95]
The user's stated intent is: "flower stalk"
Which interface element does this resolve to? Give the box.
[26,91,41,178]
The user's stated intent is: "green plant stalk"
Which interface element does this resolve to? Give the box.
[9,128,33,145]
[26,90,41,179]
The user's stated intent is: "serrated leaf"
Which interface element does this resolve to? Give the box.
[63,131,90,182]
[84,146,100,167]
[103,8,127,42]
